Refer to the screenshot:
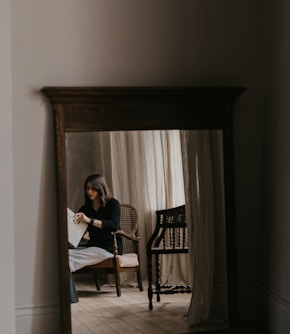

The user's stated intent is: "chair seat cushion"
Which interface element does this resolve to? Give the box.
[118,253,139,267]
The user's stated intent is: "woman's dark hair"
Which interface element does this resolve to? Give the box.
[83,174,112,207]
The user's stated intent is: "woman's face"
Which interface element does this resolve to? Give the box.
[86,181,99,201]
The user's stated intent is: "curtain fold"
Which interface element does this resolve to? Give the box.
[108,130,188,285]
[181,130,225,327]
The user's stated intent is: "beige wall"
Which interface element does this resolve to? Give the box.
[258,0,290,332]
[1,0,288,333]
[0,0,15,333]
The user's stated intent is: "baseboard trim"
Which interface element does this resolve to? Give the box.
[15,303,60,317]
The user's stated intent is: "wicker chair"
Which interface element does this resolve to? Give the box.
[76,204,143,297]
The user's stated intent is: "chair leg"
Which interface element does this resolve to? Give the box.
[137,269,143,291]
[115,273,121,297]
[155,255,161,302]
[93,272,101,291]
[147,253,153,310]
[113,258,121,297]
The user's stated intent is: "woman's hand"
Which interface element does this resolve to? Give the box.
[73,212,90,225]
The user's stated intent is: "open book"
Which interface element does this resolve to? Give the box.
[67,208,88,248]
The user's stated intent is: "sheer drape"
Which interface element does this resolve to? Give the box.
[180,130,225,326]
[104,130,189,285]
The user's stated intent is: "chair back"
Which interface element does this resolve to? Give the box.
[148,204,188,253]
[120,204,139,254]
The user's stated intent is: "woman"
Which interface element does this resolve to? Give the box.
[69,173,122,302]
[74,173,122,253]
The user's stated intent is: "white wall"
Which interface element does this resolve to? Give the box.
[3,0,288,333]
[0,0,15,333]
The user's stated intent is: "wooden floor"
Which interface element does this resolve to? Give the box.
[71,279,229,334]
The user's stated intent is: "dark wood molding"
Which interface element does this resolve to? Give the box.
[41,86,246,334]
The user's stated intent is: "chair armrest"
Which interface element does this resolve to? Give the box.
[111,230,140,257]
[112,229,140,241]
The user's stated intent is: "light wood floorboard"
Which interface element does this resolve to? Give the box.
[71,279,228,334]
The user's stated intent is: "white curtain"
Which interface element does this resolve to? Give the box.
[103,130,189,285]
[180,130,225,327]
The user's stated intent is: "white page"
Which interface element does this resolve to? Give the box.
[67,207,87,248]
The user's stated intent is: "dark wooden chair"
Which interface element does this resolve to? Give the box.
[76,204,143,297]
[147,204,191,310]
